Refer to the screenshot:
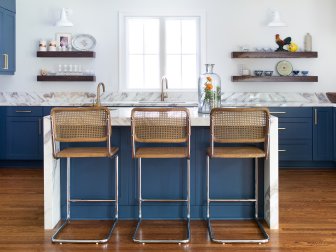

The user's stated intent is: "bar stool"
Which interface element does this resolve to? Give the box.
[206,107,270,244]
[131,108,191,244]
[50,107,119,244]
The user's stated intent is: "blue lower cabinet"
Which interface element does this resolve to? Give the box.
[5,116,43,160]
[60,127,264,220]
[313,107,333,161]
[0,107,5,159]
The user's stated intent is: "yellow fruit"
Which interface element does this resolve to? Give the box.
[288,42,299,52]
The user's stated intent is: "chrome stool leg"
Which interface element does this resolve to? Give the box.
[207,156,269,244]
[52,155,119,244]
[133,158,191,244]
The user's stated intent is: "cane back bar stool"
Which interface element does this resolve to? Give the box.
[50,107,119,244]
[207,107,270,244]
[131,108,191,244]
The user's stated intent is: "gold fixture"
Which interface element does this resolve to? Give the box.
[95,82,105,107]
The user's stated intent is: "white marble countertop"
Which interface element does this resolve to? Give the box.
[0,92,334,107]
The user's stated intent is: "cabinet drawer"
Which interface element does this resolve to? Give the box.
[269,107,312,118]
[279,142,312,161]
[6,107,43,117]
[278,118,312,141]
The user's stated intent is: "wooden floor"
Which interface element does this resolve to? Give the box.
[0,168,335,251]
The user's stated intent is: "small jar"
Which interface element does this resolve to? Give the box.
[48,40,57,51]
[39,40,47,51]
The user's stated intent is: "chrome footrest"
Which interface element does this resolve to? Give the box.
[132,218,191,244]
[69,199,116,203]
[52,218,118,244]
[207,218,269,244]
[209,199,257,203]
[141,199,188,203]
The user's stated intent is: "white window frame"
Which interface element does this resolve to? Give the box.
[119,11,206,92]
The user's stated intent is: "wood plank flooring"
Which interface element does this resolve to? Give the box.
[0,168,335,251]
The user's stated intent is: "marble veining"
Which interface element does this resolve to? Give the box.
[0,92,332,107]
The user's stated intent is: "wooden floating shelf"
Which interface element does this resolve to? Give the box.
[231,51,318,58]
[36,51,96,58]
[37,75,96,82]
[232,76,318,82]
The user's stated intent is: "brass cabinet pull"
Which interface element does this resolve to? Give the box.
[314,109,318,125]
[2,54,8,70]
[278,128,286,130]
[5,54,8,69]
[15,110,32,113]
[279,150,287,152]
[270,112,286,114]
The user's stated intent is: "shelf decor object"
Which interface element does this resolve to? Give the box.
[37,75,96,82]
[198,64,221,114]
[72,34,96,51]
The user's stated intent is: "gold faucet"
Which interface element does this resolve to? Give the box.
[95,82,105,106]
[161,76,168,101]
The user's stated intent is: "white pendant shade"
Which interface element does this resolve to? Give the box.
[268,11,286,27]
[55,8,73,27]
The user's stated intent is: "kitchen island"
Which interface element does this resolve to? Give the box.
[43,107,279,230]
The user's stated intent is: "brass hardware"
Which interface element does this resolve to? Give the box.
[270,112,286,114]
[314,109,318,125]
[161,76,168,101]
[278,128,286,130]
[2,54,8,70]
[95,82,105,107]
[15,110,32,113]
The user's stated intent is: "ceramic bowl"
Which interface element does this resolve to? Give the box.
[301,71,309,76]
[292,70,300,76]
[264,71,273,77]
[254,70,263,76]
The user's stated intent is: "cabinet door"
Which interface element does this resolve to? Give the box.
[0,107,5,159]
[5,117,43,160]
[313,107,333,161]
[0,7,15,75]
[0,0,15,12]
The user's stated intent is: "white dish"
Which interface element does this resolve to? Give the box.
[72,34,96,51]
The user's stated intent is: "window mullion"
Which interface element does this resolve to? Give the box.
[160,17,166,83]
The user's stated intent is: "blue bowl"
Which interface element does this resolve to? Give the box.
[254,70,263,77]
[301,71,309,76]
[292,70,300,76]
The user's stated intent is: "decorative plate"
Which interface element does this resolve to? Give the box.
[72,34,96,51]
[276,60,293,76]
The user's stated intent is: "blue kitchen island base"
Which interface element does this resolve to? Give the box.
[43,109,279,230]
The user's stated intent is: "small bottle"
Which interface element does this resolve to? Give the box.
[304,33,312,52]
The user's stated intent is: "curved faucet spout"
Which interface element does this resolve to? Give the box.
[95,82,106,106]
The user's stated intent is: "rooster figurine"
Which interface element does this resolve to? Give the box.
[275,34,291,51]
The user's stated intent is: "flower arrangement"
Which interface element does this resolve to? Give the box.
[203,76,221,108]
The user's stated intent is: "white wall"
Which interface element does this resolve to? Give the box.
[1,0,336,93]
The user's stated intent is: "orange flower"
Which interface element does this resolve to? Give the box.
[205,83,213,90]
[206,76,212,82]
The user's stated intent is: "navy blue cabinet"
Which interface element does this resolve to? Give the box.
[0,0,15,75]
[5,107,43,160]
[313,107,333,161]
[0,0,15,12]
[270,107,313,162]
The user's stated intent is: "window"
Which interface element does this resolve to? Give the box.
[119,13,204,91]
